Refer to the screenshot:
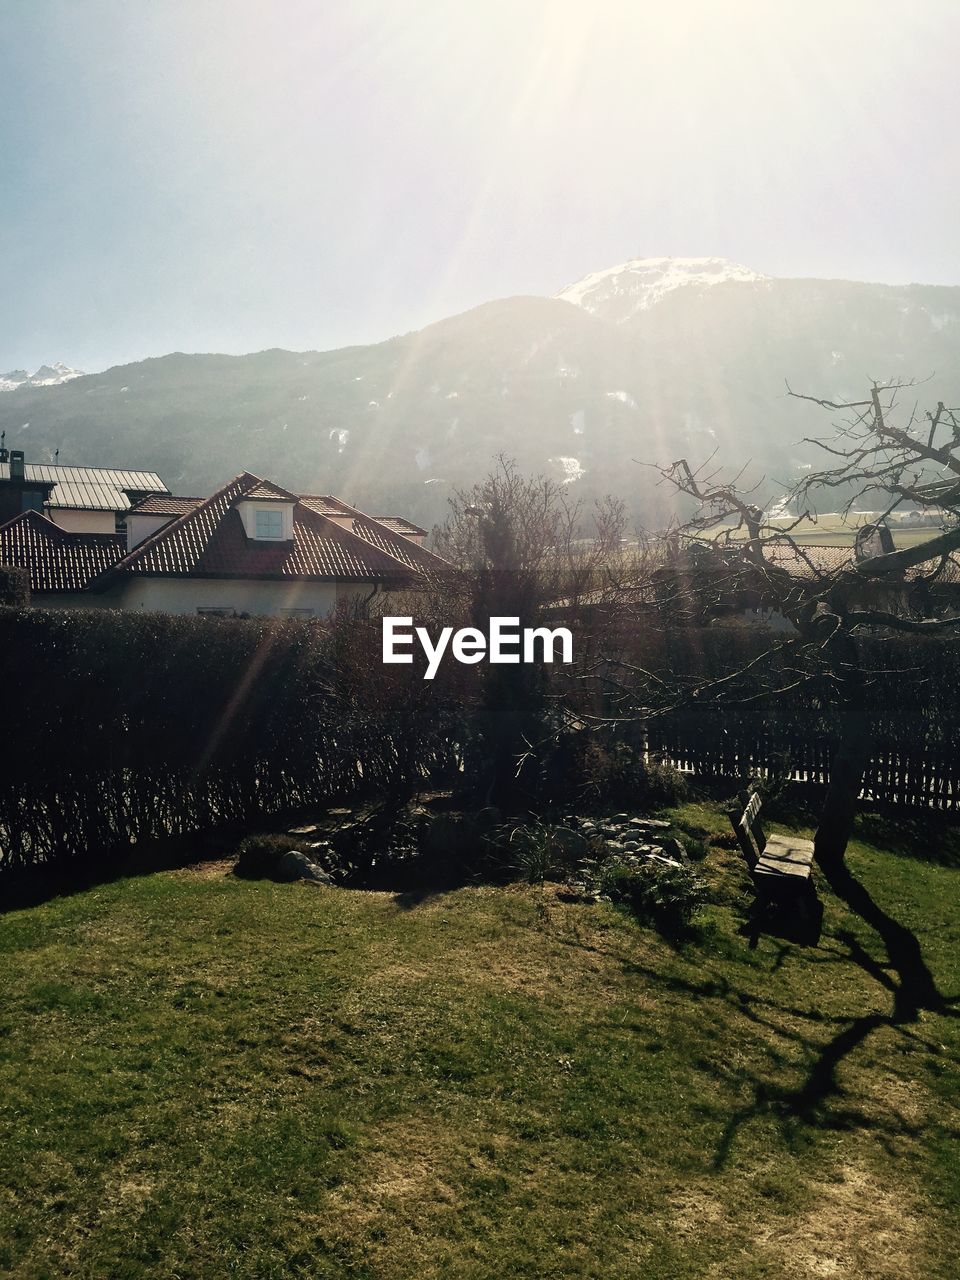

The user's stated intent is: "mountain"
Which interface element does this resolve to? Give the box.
[0,362,84,392]
[555,255,767,321]
[2,263,959,529]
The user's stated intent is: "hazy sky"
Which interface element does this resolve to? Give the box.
[2,0,959,373]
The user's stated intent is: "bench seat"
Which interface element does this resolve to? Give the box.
[756,833,815,879]
[728,790,822,943]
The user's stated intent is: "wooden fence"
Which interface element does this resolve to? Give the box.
[635,629,960,812]
[649,725,960,810]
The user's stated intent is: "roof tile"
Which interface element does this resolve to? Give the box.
[107,473,447,583]
[0,510,126,593]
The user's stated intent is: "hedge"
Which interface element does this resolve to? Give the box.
[0,608,466,872]
[0,566,29,608]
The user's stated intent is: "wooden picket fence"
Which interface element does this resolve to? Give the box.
[647,714,960,812]
[627,626,960,812]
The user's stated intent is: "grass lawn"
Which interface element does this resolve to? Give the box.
[1,810,958,1279]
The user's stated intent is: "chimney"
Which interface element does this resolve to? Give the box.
[9,450,25,481]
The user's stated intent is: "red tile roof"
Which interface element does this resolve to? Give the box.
[129,495,203,516]
[374,515,428,537]
[242,479,299,502]
[103,472,447,584]
[761,541,960,583]
[0,510,125,593]
[299,496,438,573]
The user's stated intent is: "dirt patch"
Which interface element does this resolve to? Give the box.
[174,857,236,880]
[667,1157,927,1280]
[754,1161,923,1280]
[329,1116,464,1227]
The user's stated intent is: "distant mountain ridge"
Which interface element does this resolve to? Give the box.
[0,362,84,392]
[2,262,959,529]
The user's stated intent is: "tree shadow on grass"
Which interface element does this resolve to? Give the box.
[556,873,960,1171]
[707,906,960,1169]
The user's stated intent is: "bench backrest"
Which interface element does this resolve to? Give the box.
[728,790,767,871]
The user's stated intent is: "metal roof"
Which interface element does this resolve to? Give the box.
[0,462,168,511]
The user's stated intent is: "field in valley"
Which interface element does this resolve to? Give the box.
[701,515,943,549]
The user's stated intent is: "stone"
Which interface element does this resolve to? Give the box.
[277,850,334,884]
[647,852,683,868]
[661,837,690,864]
[554,827,589,857]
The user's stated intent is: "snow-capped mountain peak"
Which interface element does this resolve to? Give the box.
[555,256,766,321]
[0,361,84,392]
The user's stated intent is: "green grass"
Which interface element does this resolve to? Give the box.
[1,815,958,1279]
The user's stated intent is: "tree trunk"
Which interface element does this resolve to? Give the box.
[813,628,944,1015]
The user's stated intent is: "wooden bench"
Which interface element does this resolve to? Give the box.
[728,791,822,942]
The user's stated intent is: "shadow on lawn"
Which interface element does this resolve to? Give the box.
[560,868,960,1170]
[0,828,241,914]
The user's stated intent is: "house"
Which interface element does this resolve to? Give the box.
[0,465,446,616]
[0,446,168,533]
[658,532,960,628]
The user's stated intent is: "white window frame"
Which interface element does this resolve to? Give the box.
[255,507,285,540]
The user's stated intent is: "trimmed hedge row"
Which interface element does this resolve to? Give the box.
[0,567,29,608]
[0,608,466,872]
[4,606,957,873]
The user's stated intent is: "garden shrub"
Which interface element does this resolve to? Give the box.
[641,760,689,808]
[597,857,707,935]
[0,608,468,874]
[0,566,29,608]
[567,739,688,811]
[234,834,304,879]
[500,819,587,883]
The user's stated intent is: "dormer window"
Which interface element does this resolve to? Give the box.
[236,481,297,542]
[255,508,284,539]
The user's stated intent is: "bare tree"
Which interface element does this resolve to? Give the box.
[432,457,627,808]
[636,380,960,1013]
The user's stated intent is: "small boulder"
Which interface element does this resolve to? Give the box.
[661,837,690,864]
[277,850,334,884]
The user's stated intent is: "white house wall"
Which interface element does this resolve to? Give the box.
[111,577,362,617]
[127,513,175,549]
[34,594,121,612]
[47,508,117,534]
